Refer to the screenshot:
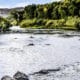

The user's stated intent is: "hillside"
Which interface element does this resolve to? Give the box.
[0,7,24,17]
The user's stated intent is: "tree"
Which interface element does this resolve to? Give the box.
[58,6,67,18]
[24,4,36,19]
[68,5,76,16]
[10,10,19,21]
[36,7,44,18]
[51,6,60,19]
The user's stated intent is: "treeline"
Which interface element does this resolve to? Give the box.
[10,0,80,20]
[10,0,80,30]
[24,0,80,19]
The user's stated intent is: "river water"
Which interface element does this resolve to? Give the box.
[0,30,80,79]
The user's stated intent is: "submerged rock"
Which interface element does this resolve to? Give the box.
[1,76,14,80]
[31,68,61,75]
[14,38,18,39]
[28,43,34,46]
[30,36,34,39]
[45,44,51,46]
[13,71,29,80]
[35,70,49,75]
[61,34,74,38]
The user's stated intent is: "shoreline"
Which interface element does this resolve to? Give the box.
[0,28,79,34]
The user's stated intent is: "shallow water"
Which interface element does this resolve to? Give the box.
[0,32,80,79]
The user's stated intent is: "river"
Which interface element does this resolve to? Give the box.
[0,28,80,79]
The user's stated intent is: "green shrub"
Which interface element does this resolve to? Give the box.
[20,19,47,28]
[46,20,54,27]
[11,20,17,26]
[19,17,80,30]
[75,21,80,30]
[58,19,65,26]
[35,19,46,26]
[0,17,11,31]
[20,19,36,28]
[45,19,65,29]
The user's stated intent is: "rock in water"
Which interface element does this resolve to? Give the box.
[13,71,29,80]
[28,43,34,46]
[30,36,34,38]
[1,76,13,80]
[37,70,49,74]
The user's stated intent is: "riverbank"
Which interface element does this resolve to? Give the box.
[19,17,80,30]
[1,26,80,34]
[0,16,80,32]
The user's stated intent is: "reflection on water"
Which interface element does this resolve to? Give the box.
[0,33,80,78]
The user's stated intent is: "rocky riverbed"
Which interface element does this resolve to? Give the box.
[0,31,80,80]
[1,62,80,80]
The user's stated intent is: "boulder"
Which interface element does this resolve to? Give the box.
[30,36,34,38]
[1,76,14,80]
[31,68,61,75]
[13,71,29,80]
[28,43,34,46]
[37,70,49,74]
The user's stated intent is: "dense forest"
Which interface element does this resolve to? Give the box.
[0,0,80,31]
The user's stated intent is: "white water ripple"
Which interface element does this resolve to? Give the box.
[0,33,80,80]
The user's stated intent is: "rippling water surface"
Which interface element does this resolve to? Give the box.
[0,32,80,79]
